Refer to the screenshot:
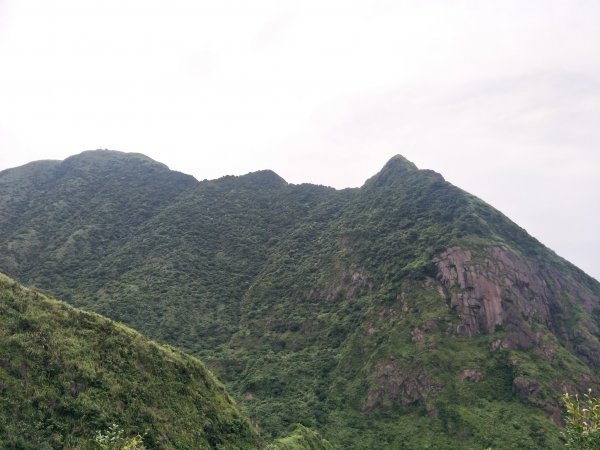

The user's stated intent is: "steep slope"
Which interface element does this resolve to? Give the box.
[0,150,197,298]
[1,150,599,448]
[0,151,335,354]
[226,156,600,448]
[0,272,261,449]
[79,171,335,355]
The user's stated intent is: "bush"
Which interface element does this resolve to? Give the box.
[562,390,600,449]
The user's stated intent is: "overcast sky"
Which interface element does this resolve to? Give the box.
[0,0,599,280]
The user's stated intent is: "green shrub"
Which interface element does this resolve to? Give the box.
[95,424,146,450]
[562,390,600,449]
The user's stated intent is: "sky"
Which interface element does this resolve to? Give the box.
[0,0,599,280]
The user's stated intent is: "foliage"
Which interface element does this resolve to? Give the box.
[1,150,599,449]
[0,273,261,449]
[266,425,334,450]
[562,390,600,449]
[95,424,146,450]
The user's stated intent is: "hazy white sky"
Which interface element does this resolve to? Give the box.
[1,0,599,280]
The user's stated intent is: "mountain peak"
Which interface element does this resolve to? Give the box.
[2,150,600,448]
[237,169,287,188]
[362,154,423,188]
[63,149,168,170]
[382,154,419,172]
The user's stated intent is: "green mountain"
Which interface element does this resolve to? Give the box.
[1,150,599,449]
[0,272,261,449]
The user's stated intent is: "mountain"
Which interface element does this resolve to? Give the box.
[1,150,599,449]
[0,271,261,449]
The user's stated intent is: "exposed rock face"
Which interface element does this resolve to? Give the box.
[434,246,600,365]
[513,377,541,401]
[457,369,484,382]
[310,269,375,302]
[436,247,548,336]
[363,360,440,412]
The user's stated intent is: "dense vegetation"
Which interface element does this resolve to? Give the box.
[561,390,600,449]
[1,150,599,448]
[266,425,333,450]
[0,272,261,449]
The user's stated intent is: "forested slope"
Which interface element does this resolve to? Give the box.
[1,150,599,448]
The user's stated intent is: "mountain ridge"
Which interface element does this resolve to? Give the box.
[1,149,598,449]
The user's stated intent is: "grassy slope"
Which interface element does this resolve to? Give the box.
[1,151,600,448]
[0,272,261,449]
[266,425,334,450]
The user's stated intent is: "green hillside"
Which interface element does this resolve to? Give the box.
[0,272,261,449]
[1,150,599,448]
